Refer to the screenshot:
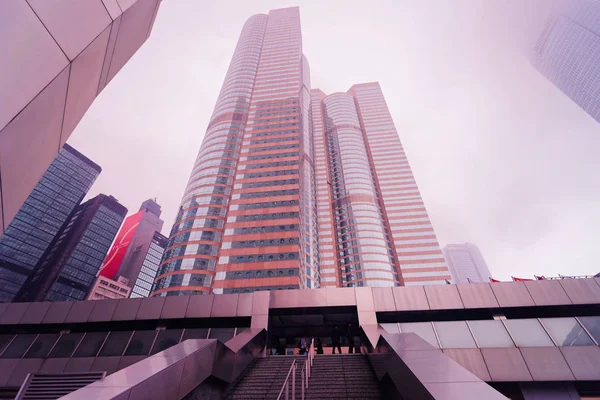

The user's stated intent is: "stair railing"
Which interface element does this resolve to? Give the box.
[276,338,315,400]
[277,359,297,400]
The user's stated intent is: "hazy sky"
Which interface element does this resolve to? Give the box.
[68,0,600,281]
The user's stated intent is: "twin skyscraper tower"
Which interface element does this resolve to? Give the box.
[152,7,450,296]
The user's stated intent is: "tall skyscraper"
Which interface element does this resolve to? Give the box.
[152,7,449,296]
[15,194,127,302]
[0,144,100,303]
[533,0,600,123]
[130,231,167,298]
[0,0,162,236]
[443,243,492,284]
[97,199,164,284]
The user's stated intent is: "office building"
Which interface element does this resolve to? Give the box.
[154,7,448,297]
[0,144,101,303]
[15,194,127,302]
[131,232,167,298]
[98,199,164,288]
[443,243,492,283]
[533,0,600,123]
[0,0,162,236]
[2,278,600,399]
[87,276,132,300]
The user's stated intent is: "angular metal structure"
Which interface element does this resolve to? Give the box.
[0,0,162,235]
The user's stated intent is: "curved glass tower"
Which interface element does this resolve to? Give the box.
[153,7,450,296]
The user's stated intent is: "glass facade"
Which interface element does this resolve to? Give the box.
[153,7,450,295]
[532,0,600,124]
[131,232,167,298]
[16,194,127,302]
[0,144,100,302]
[381,317,599,349]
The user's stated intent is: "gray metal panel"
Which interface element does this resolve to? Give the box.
[251,291,269,315]
[112,297,142,321]
[42,302,73,324]
[90,356,121,375]
[524,280,572,306]
[117,355,146,371]
[270,288,327,308]
[559,278,600,304]
[186,294,214,318]
[129,358,185,400]
[355,287,375,311]
[358,311,377,326]
[8,358,44,387]
[210,294,238,317]
[19,302,51,324]
[325,287,356,306]
[560,346,600,380]
[457,283,499,309]
[64,358,95,373]
[392,285,430,311]
[0,302,7,320]
[236,293,253,317]
[481,348,533,381]
[88,299,119,322]
[136,296,165,320]
[425,285,464,310]
[520,347,574,381]
[0,359,19,386]
[250,314,268,330]
[443,348,491,381]
[0,302,30,324]
[372,287,396,311]
[38,358,69,374]
[490,282,535,307]
[160,295,190,319]
[64,301,95,323]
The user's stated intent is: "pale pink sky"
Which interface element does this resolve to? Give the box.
[68,0,600,280]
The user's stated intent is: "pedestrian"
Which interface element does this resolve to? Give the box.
[299,336,308,355]
[331,325,342,354]
[346,322,354,354]
[316,338,324,354]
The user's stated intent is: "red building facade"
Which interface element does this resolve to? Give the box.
[153,7,449,296]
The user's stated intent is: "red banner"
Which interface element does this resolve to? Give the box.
[99,210,144,279]
[512,276,534,282]
[490,278,501,283]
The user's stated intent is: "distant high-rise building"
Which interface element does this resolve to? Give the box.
[97,199,164,286]
[131,232,167,298]
[152,7,449,297]
[442,243,492,284]
[87,276,132,300]
[0,144,100,303]
[0,0,162,236]
[15,194,127,302]
[533,0,600,123]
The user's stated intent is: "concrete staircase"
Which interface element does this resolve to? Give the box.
[226,354,381,399]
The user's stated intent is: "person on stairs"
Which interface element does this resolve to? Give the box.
[316,338,324,354]
[331,325,342,354]
[347,322,355,354]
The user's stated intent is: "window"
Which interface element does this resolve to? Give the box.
[503,319,554,347]
[151,330,183,355]
[124,331,157,356]
[182,328,209,341]
[1,334,37,358]
[49,333,84,358]
[540,318,594,346]
[399,323,439,348]
[73,332,108,357]
[433,322,476,348]
[579,317,600,343]
[24,333,60,358]
[468,320,514,348]
[99,331,133,357]
[209,328,235,343]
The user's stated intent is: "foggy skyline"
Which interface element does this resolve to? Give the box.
[67,0,600,281]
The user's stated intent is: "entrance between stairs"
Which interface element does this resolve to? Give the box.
[268,305,361,356]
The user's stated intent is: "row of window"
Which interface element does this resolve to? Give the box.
[230,252,299,264]
[235,211,299,222]
[245,151,299,161]
[230,224,299,235]
[0,327,248,360]
[381,317,600,349]
[230,237,299,248]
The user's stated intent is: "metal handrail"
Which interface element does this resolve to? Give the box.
[277,359,297,400]
[276,338,315,400]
